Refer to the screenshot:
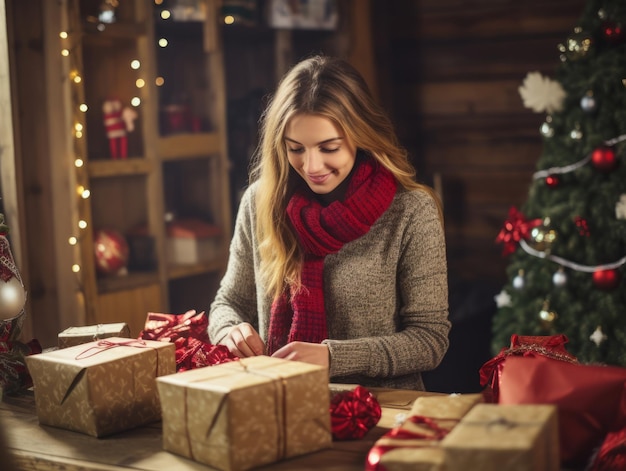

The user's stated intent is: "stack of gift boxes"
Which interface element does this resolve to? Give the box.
[22,325,624,470]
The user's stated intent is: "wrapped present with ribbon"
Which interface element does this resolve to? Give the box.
[58,322,131,349]
[156,355,331,471]
[441,403,560,471]
[479,334,578,403]
[139,309,238,371]
[25,337,176,437]
[499,355,626,468]
[366,393,483,471]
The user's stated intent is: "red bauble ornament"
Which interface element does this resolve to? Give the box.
[545,175,560,187]
[592,269,620,290]
[94,228,129,276]
[591,146,618,172]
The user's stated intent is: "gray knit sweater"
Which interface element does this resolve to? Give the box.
[209,182,450,390]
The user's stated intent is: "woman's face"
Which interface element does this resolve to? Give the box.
[284,114,357,194]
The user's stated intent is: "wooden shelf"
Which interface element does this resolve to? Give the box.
[87,158,152,178]
[166,257,228,280]
[158,132,222,160]
[96,271,160,294]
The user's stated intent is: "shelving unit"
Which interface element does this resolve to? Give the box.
[65,0,231,336]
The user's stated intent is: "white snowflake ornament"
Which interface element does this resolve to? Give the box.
[616,194,626,220]
[590,326,607,347]
[494,290,512,308]
[518,71,566,114]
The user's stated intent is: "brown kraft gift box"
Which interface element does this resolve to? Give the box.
[156,355,332,471]
[25,337,176,437]
[442,403,560,471]
[368,393,483,471]
[58,322,131,348]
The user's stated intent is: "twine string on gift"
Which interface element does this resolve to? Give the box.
[74,339,150,360]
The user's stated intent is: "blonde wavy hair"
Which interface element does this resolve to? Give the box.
[249,55,442,300]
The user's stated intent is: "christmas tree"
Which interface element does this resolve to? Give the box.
[492,0,626,366]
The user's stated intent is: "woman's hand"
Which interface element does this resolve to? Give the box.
[271,341,329,369]
[221,322,265,358]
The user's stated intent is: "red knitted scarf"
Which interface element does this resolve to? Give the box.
[267,158,398,355]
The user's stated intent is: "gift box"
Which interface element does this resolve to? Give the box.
[166,218,221,264]
[366,393,483,471]
[498,355,626,467]
[58,322,131,349]
[156,356,331,471]
[25,338,176,437]
[442,403,560,471]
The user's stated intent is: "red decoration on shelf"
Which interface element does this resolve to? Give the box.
[93,228,129,276]
[591,146,618,172]
[574,216,590,236]
[102,98,137,160]
[330,386,382,440]
[545,174,560,187]
[592,269,621,290]
[495,207,542,256]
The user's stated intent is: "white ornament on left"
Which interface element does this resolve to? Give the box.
[0,230,27,320]
[0,276,26,320]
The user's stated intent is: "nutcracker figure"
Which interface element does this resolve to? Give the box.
[102,98,137,159]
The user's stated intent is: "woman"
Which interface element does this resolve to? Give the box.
[209,55,450,390]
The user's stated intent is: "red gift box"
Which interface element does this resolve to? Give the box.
[498,355,626,467]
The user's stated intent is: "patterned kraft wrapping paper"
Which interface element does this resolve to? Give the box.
[156,356,332,471]
[25,337,176,437]
[58,322,131,348]
[441,404,560,471]
[374,393,483,471]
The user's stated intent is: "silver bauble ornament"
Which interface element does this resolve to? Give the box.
[0,276,26,319]
[513,270,525,290]
[552,268,567,287]
[580,93,597,113]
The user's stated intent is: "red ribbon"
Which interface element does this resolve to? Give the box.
[365,414,455,471]
[138,310,238,371]
[74,339,149,360]
[330,385,382,440]
[495,207,541,256]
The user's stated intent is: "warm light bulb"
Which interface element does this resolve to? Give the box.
[72,264,81,273]
[61,49,70,56]
[77,185,85,194]
[136,78,145,88]
[154,0,163,4]
[155,76,165,86]
[81,189,91,199]
[161,10,171,20]
[68,237,77,245]
[78,220,87,229]
[75,131,83,138]
[59,31,68,39]
[224,15,235,25]
[73,75,82,84]
[131,59,141,70]
[131,97,141,107]
[74,158,84,168]
[79,103,88,112]
[74,123,83,132]
[158,38,168,48]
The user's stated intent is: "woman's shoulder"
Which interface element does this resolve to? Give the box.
[392,185,440,215]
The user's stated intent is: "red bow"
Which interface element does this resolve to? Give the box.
[495,207,541,256]
[330,386,382,440]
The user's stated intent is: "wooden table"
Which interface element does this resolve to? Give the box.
[1,387,440,471]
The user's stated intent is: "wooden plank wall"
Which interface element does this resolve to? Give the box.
[372,0,587,286]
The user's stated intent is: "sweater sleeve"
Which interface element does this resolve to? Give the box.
[323,190,451,382]
[208,186,260,344]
